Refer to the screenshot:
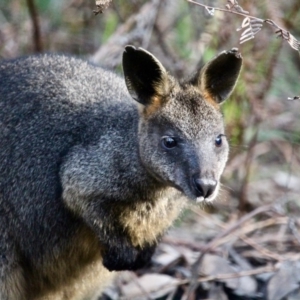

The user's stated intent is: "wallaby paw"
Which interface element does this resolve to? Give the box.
[102,243,156,271]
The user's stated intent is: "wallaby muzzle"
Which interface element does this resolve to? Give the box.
[193,176,217,200]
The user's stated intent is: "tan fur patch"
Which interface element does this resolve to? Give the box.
[143,76,171,117]
[119,189,187,248]
[37,260,115,300]
[2,267,25,300]
[143,96,164,117]
[29,226,113,300]
[202,90,220,109]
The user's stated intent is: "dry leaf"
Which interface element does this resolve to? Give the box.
[94,0,112,15]
[121,274,179,299]
[153,244,182,266]
[200,254,257,295]
[274,171,300,192]
[267,261,300,300]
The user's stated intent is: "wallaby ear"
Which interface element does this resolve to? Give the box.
[122,45,170,109]
[190,48,242,104]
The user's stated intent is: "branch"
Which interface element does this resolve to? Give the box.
[187,0,261,19]
[25,0,43,53]
[186,0,300,52]
[184,204,276,299]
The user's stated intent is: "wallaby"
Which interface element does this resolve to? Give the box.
[0,46,242,299]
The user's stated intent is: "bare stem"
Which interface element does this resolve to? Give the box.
[186,0,300,52]
[25,0,43,53]
[186,0,263,21]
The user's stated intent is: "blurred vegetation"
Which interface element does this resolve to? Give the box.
[1,1,300,298]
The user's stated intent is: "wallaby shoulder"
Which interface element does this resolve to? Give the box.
[0,54,143,298]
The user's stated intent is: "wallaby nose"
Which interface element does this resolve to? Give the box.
[193,176,217,199]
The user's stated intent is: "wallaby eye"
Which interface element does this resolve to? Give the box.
[162,136,177,149]
[215,134,224,147]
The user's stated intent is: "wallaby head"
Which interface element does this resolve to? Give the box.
[123,45,242,202]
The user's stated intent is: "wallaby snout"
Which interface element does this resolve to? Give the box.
[192,176,217,202]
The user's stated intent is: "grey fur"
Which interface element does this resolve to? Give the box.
[0,46,242,299]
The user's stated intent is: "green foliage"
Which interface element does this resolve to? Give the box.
[202,48,217,63]
[174,4,192,58]
[35,0,52,12]
[101,12,118,43]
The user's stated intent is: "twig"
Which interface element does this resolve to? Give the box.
[183,204,275,300]
[127,272,152,300]
[187,0,258,19]
[161,237,217,253]
[287,96,300,101]
[121,265,277,299]
[238,39,283,208]
[215,217,289,247]
[25,0,43,53]
[138,264,278,300]
[141,0,162,49]
[240,235,285,261]
[238,128,259,212]
[197,264,277,282]
[90,0,162,67]
[186,0,300,52]
[288,218,300,246]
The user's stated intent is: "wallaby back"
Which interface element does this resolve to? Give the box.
[0,46,242,299]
